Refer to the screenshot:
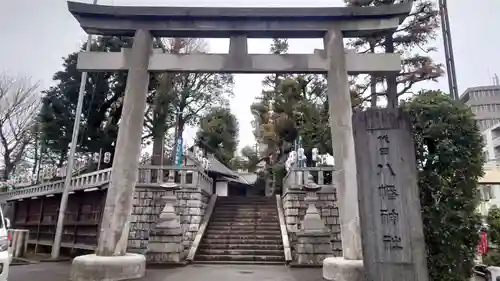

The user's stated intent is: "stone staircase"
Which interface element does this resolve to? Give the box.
[195,196,285,264]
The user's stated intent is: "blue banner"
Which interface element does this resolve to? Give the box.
[175,137,183,167]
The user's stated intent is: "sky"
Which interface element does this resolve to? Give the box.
[1,0,500,154]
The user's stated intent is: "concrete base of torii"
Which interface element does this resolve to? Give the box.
[322,257,364,281]
[70,254,146,281]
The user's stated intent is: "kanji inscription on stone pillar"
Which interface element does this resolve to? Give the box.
[353,109,428,281]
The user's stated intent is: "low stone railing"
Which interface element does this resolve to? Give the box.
[137,165,212,194]
[0,168,112,201]
[283,166,336,194]
[1,165,213,202]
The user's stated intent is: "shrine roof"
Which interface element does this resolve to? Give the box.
[67,1,413,38]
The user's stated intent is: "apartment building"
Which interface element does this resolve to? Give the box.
[477,166,500,216]
[461,85,500,131]
[483,123,500,161]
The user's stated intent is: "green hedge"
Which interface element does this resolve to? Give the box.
[404,90,484,281]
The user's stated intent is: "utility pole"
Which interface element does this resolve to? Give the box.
[439,0,459,100]
[51,0,98,259]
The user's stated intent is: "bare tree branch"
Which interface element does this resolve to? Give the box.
[0,73,41,180]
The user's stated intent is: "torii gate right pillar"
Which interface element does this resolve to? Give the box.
[325,28,363,261]
[322,27,365,280]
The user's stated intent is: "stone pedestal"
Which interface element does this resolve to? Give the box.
[296,231,333,266]
[323,257,364,281]
[146,193,183,264]
[70,254,146,281]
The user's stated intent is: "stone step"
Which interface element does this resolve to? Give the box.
[213,208,277,212]
[193,260,284,265]
[199,243,283,250]
[211,215,278,220]
[217,207,276,209]
[217,200,275,203]
[217,196,275,201]
[202,238,283,245]
[203,234,282,240]
[205,229,281,235]
[216,202,276,206]
[214,209,278,215]
[210,217,279,223]
[195,254,284,262]
[216,206,276,209]
[216,201,276,205]
[197,248,284,256]
[211,214,278,219]
[215,206,276,210]
[208,221,280,227]
[212,213,278,217]
[207,225,280,231]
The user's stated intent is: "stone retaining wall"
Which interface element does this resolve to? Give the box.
[282,189,342,261]
[128,188,168,253]
[127,187,210,257]
[175,189,210,258]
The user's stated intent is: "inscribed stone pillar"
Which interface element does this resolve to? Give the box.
[96,29,153,256]
[323,27,362,260]
[353,109,428,281]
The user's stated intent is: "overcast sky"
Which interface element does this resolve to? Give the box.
[1,0,500,153]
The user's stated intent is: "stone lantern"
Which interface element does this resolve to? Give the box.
[295,170,333,266]
[300,173,326,232]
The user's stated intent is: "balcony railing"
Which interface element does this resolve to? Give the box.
[0,165,212,202]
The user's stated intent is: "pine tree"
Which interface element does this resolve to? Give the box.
[345,0,443,107]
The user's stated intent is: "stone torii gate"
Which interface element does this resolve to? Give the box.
[67,1,412,280]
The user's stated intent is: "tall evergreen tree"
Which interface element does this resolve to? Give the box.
[39,36,132,167]
[145,38,234,165]
[195,107,239,167]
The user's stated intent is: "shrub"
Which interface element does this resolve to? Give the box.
[404,90,484,281]
[484,207,500,266]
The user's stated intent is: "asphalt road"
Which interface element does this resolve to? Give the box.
[9,262,324,281]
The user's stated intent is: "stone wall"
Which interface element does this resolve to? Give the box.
[128,188,169,253]
[175,188,210,259]
[282,189,342,261]
[127,187,211,257]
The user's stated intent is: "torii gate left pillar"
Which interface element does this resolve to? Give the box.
[70,29,151,281]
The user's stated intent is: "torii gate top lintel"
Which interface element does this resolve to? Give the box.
[67,1,413,39]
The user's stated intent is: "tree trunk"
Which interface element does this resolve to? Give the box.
[32,142,39,176]
[151,38,184,166]
[3,163,13,181]
[385,35,398,108]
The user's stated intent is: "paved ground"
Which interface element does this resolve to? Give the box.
[9,262,324,281]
